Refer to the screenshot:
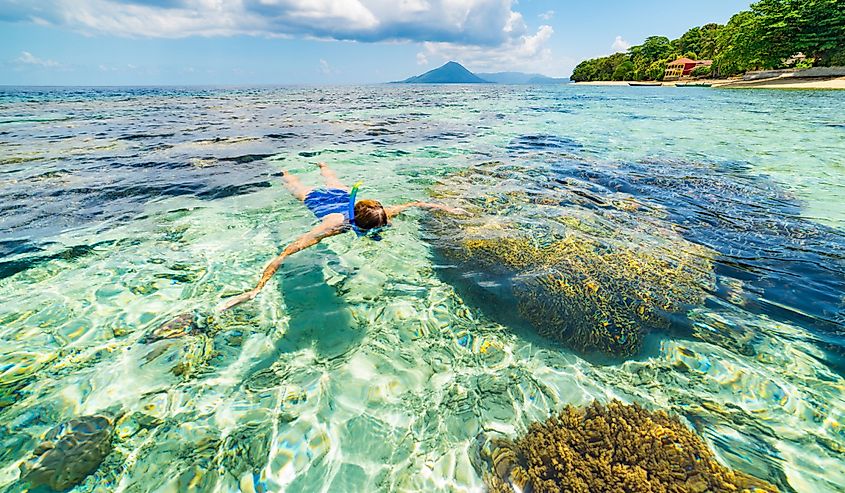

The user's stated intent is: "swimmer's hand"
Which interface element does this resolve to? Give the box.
[217,289,259,312]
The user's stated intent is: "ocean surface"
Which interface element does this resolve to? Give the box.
[0,85,844,492]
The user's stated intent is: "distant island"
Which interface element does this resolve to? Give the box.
[397,61,488,83]
[571,0,844,83]
[394,61,569,84]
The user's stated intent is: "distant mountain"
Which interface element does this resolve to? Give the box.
[394,62,568,85]
[395,61,490,84]
[478,72,570,84]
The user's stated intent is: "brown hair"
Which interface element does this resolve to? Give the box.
[353,199,388,230]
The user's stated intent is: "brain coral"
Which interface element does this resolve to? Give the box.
[482,400,777,493]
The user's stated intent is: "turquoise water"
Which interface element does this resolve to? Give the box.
[0,85,844,492]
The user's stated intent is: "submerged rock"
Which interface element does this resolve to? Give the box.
[426,161,714,357]
[479,400,778,493]
[140,311,219,378]
[20,415,114,491]
[141,332,215,378]
[147,312,200,341]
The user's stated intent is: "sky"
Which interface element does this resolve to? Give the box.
[0,0,752,85]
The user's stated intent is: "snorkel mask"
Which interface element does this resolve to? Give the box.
[348,182,385,241]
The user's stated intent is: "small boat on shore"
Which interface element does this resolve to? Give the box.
[675,82,712,87]
[628,81,663,87]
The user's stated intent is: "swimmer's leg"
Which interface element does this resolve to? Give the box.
[317,162,349,191]
[282,170,312,201]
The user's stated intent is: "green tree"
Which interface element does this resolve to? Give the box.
[713,10,765,76]
[691,65,712,77]
[612,60,635,80]
[752,0,845,66]
[675,27,703,58]
[631,36,676,80]
[571,60,596,82]
[717,0,845,70]
[747,0,804,67]
[698,23,723,59]
[570,52,630,82]
[648,57,678,81]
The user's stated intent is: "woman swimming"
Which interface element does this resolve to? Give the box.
[217,162,464,311]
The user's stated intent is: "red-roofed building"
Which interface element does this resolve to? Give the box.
[664,58,713,80]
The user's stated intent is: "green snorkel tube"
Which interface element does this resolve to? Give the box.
[348,181,361,225]
[347,181,384,240]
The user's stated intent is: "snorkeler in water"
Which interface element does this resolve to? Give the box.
[217,162,464,311]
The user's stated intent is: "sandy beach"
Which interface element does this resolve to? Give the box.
[574,77,845,90]
[573,81,633,86]
[719,76,845,89]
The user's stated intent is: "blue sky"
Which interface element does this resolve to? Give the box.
[0,1,751,85]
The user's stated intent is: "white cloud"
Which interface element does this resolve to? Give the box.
[0,0,527,46]
[14,51,60,67]
[416,52,428,65]
[612,35,631,53]
[319,58,331,75]
[420,25,560,75]
[503,10,525,34]
[98,62,141,71]
[539,10,554,20]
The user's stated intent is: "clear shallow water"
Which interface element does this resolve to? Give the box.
[0,85,843,492]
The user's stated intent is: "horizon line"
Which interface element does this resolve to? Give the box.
[0,81,572,89]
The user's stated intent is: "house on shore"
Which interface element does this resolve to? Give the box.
[664,58,713,80]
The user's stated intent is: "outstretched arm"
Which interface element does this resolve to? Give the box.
[217,218,344,311]
[384,201,466,219]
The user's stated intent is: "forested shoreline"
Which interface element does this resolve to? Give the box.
[571,0,845,82]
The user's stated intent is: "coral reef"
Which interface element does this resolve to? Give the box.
[148,312,198,341]
[482,401,777,493]
[20,415,114,491]
[427,161,714,356]
[466,233,710,355]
